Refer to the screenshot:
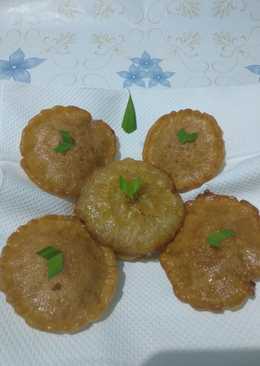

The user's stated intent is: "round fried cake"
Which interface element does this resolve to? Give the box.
[20,106,116,199]
[0,215,118,332]
[160,191,260,311]
[76,158,185,260]
[143,109,225,192]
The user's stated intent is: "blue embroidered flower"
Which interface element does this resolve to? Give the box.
[117,64,146,88]
[148,66,175,88]
[245,65,260,81]
[117,51,175,88]
[0,48,45,83]
[131,51,162,71]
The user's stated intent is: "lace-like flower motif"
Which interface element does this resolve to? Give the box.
[118,51,174,88]
[0,48,45,83]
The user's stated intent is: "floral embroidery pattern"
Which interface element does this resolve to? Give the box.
[213,0,247,18]
[0,48,45,83]
[117,51,175,88]
[167,0,201,18]
[117,65,146,88]
[94,0,120,18]
[245,65,260,80]
[131,51,162,70]
[57,0,82,19]
[91,33,125,56]
[148,66,175,87]
[42,33,76,54]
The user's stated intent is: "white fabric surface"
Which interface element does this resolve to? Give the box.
[1,83,260,365]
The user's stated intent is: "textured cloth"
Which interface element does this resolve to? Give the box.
[1,83,260,366]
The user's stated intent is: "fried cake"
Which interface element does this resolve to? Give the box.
[160,191,260,311]
[143,109,225,192]
[76,158,185,260]
[0,215,118,332]
[20,106,116,199]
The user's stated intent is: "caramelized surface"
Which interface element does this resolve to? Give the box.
[76,158,185,260]
[160,191,260,311]
[143,109,225,192]
[0,215,118,332]
[20,106,116,198]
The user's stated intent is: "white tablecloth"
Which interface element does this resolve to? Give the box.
[1,2,260,366]
[0,0,260,89]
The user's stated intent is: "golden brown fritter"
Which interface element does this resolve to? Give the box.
[76,158,185,260]
[20,106,116,199]
[160,191,260,311]
[91,120,117,166]
[143,109,225,192]
[0,215,118,332]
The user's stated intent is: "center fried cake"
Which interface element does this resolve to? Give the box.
[76,158,185,260]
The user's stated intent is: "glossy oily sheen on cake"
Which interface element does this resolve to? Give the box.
[160,191,260,311]
[0,215,118,332]
[20,106,116,199]
[76,158,185,260]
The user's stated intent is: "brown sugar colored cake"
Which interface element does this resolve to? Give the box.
[0,215,118,332]
[160,191,260,311]
[20,106,116,199]
[76,158,185,260]
[143,109,225,192]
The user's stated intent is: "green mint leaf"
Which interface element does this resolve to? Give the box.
[60,130,73,144]
[37,246,64,279]
[54,130,75,153]
[119,176,142,200]
[122,94,137,133]
[177,128,198,144]
[48,252,64,279]
[128,177,142,199]
[37,246,60,260]
[54,142,73,153]
[207,229,235,248]
[119,175,128,194]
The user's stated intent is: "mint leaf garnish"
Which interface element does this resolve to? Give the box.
[37,246,64,279]
[54,130,75,153]
[119,176,142,200]
[207,229,235,248]
[177,128,198,144]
